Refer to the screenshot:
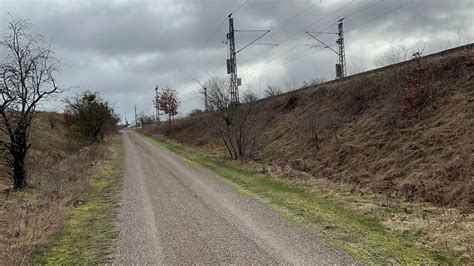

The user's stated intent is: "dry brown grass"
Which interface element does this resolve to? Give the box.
[0,112,114,264]
[263,171,474,261]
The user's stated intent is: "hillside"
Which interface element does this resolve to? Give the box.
[144,44,473,212]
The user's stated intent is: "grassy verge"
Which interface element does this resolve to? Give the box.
[143,133,459,264]
[35,137,123,264]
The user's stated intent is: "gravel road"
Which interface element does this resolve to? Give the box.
[112,130,355,264]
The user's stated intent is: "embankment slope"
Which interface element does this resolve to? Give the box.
[145,45,473,212]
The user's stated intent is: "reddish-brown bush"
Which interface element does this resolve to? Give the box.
[401,52,436,113]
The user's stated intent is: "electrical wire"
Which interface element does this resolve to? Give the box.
[346,0,413,32]
[245,1,412,85]
[238,1,354,66]
[162,0,249,85]
[239,0,389,78]
[257,0,382,62]
[343,0,384,20]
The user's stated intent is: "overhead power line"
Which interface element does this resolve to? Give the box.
[346,0,413,32]
[240,0,401,80]
[162,0,249,85]
[229,0,249,16]
[343,0,384,20]
[258,0,381,61]
[241,1,408,84]
[162,19,226,85]
[238,1,355,67]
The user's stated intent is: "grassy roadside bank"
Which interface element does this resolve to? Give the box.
[35,137,123,264]
[143,133,462,264]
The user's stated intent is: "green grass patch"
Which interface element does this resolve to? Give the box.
[35,139,123,264]
[143,133,457,264]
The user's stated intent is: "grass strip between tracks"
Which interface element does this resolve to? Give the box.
[143,133,458,265]
[35,138,123,264]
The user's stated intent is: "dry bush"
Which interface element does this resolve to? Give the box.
[400,52,436,114]
[375,43,411,67]
[264,85,283,98]
[284,95,299,110]
[205,78,266,160]
[303,108,323,150]
[64,92,119,144]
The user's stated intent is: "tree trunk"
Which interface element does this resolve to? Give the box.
[10,125,29,190]
[12,160,26,189]
[11,144,28,190]
[168,114,172,136]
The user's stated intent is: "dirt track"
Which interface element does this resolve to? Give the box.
[112,130,355,264]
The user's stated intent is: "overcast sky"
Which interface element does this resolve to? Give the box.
[1,0,472,122]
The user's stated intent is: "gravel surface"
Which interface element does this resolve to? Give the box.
[112,131,356,264]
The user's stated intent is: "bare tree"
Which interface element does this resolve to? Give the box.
[138,111,155,126]
[205,77,263,160]
[285,72,298,92]
[156,87,180,135]
[302,77,326,88]
[303,106,341,151]
[0,16,61,189]
[264,85,283,97]
[347,55,367,75]
[375,43,411,67]
[305,115,321,150]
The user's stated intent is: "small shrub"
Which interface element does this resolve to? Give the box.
[137,112,155,126]
[400,52,436,113]
[285,96,299,110]
[189,109,204,117]
[63,92,119,143]
[264,85,283,97]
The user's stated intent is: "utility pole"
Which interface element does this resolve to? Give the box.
[204,87,208,111]
[227,14,239,104]
[336,18,346,78]
[155,86,160,122]
[134,104,137,128]
[225,14,276,104]
[306,18,347,79]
